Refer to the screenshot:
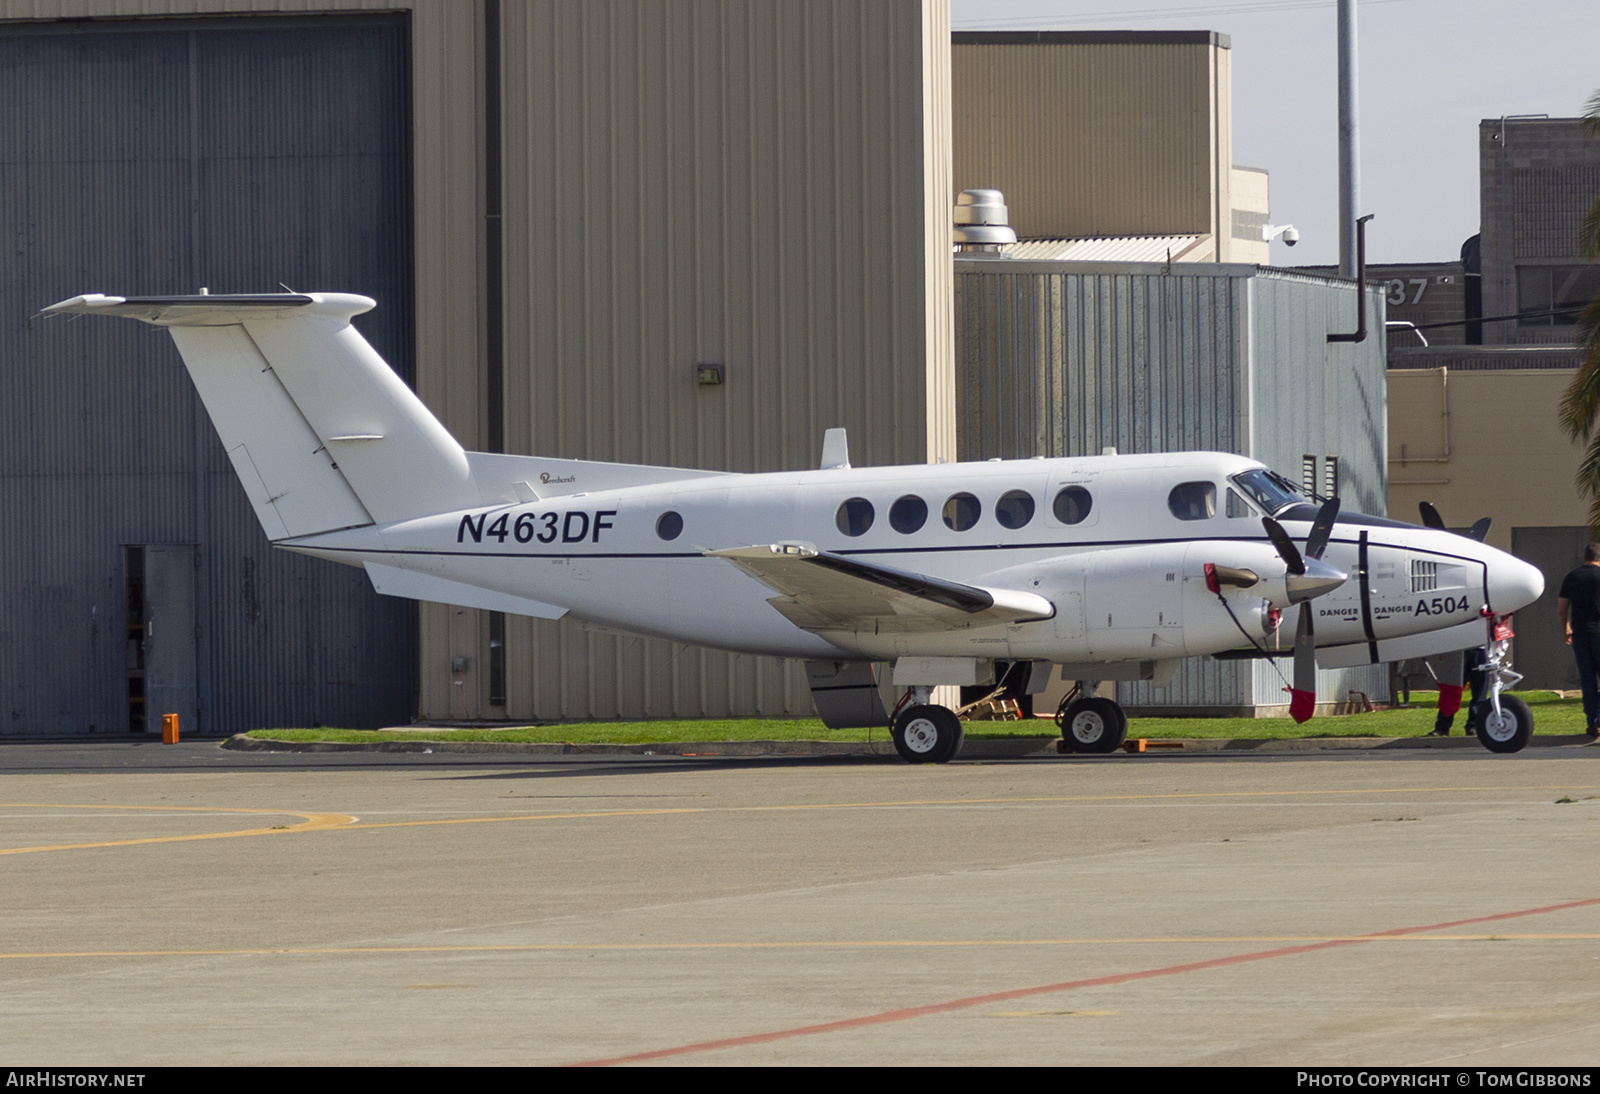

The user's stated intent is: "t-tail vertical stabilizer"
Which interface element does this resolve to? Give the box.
[41,293,477,540]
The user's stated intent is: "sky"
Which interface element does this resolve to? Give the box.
[949,0,1600,267]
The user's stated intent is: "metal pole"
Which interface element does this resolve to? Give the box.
[1337,0,1359,279]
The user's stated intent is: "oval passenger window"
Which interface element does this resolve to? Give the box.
[835,497,875,537]
[890,495,928,534]
[995,490,1035,530]
[1168,482,1217,521]
[656,511,683,540]
[1052,486,1092,525]
[942,492,981,531]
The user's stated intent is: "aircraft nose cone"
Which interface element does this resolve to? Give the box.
[1287,557,1348,603]
[1488,554,1545,614]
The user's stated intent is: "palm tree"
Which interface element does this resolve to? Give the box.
[1558,89,1600,531]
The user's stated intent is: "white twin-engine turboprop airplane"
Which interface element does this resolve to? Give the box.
[45,292,1547,759]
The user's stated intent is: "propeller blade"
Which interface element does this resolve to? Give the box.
[1263,517,1305,575]
[1467,517,1491,542]
[1294,607,1317,694]
[1419,501,1446,530]
[1289,605,1317,723]
[1304,497,1341,561]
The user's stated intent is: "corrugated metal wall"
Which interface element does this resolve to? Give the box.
[2,14,416,735]
[417,0,954,722]
[1242,269,1388,708]
[954,260,1388,711]
[951,32,1232,249]
[956,263,1244,460]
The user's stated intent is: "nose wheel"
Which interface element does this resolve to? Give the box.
[1057,694,1129,753]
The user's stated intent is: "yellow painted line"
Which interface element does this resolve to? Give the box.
[336,784,1600,833]
[3,934,1598,961]
[3,783,1594,853]
[0,803,357,855]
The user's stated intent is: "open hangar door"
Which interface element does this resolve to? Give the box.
[2,14,416,736]
[1510,527,1589,692]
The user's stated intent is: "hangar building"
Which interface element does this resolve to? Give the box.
[3,3,1386,733]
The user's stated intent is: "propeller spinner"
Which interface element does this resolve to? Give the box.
[1262,497,1344,723]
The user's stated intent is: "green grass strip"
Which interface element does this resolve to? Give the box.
[245,691,1586,745]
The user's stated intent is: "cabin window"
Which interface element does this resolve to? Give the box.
[942,492,981,531]
[890,495,928,534]
[995,490,1035,530]
[656,511,684,540]
[1052,485,1092,525]
[836,497,875,537]
[1168,482,1216,521]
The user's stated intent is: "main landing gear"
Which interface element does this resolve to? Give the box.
[891,703,965,764]
[1055,683,1129,754]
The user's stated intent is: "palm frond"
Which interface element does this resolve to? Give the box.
[1558,297,1600,439]
[1582,195,1600,259]
[1575,434,1600,539]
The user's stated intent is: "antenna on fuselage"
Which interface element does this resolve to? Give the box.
[820,428,850,470]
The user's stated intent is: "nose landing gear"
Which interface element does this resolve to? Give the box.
[1471,618,1532,754]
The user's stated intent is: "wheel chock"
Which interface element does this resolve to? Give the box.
[1122,738,1183,753]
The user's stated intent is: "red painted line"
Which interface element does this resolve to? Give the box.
[567,896,1600,1067]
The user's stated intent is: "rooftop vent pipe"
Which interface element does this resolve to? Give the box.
[953,189,1017,256]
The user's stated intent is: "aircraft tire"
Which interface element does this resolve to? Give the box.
[892,704,964,764]
[1060,697,1127,754]
[1475,695,1532,754]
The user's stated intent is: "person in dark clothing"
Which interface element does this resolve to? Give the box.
[1557,542,1600,737]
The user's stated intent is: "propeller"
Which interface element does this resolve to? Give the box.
[1263,497,1343,723]
[1419,501,1491,543]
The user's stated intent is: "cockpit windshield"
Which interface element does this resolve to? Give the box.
[1231,468,1306,516]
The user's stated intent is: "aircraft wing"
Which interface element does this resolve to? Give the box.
[708,544,1055,634]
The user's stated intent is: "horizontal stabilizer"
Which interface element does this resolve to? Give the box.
[364,563,568,620]
[710,543,1054,634]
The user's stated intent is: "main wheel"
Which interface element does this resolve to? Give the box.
[1059,697,1128,754]
[892,704,964,764]
[1476,695,1532,754]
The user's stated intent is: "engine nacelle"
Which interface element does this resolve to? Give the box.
[988,540,1292,663]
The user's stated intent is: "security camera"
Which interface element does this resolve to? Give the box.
[1282,227,1299,247]
[1263,224,1299,247]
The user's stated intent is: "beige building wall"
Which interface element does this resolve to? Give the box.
[1229,165,1269,265]
[1387,367,1588,553]
[951,31,1237,257]
[470,0,955,721]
